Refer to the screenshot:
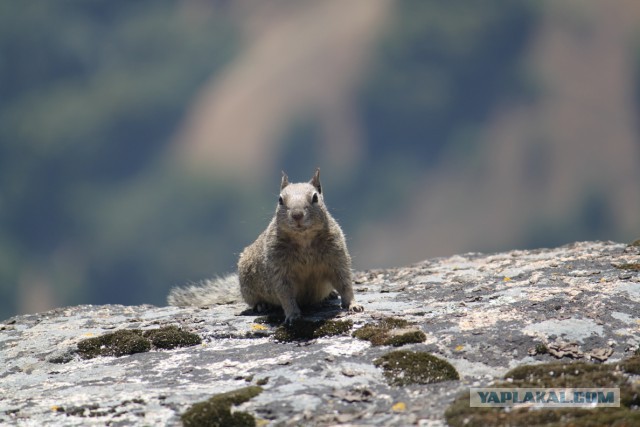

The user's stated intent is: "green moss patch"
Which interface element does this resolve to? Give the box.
[353,317,426,346]
[143,325,201,349]
[374,350,459,386]
[77,329,150,359]
[77,326,201,359]
[505,362,625,388]
[56,399,145,418]
[534,343,548,355]
[445,360,640,427]
[615,263,640,272]
[254,314,285,326]
[620,355,640,374]
[273,319,353,342]
[181,386,262,427]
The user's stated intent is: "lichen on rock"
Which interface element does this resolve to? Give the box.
[2,241,640,426]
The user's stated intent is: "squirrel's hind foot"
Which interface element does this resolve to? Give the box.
[343,302,364,313]
[253,302,275,314]
[327,290,340,300]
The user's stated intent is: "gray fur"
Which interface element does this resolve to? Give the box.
[167,274,240,306]
[238,168,362,323]
[168,168,363,323]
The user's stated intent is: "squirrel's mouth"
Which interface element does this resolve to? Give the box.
[289,217,305,228]
[289,220,309,232]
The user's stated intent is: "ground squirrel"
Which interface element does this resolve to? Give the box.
[168,168,363,323]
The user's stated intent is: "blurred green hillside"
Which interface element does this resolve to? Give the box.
[0,0,240,317]
[2,0,639,320]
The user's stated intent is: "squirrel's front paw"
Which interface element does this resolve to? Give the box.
[284,311,302,325]
[343,302,364,313]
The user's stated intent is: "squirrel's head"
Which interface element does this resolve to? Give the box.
[276,168,326,235]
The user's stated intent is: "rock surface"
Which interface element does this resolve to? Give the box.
[1,240,639,426]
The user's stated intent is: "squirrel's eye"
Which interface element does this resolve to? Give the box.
[278,196,284,206]
[312,193,319,204]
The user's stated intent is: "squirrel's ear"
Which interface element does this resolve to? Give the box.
[310,168,322,194]
[281,171,290,190]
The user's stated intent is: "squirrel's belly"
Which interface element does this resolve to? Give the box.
[293,274,334,307]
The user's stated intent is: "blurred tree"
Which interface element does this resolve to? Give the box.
[330,0,538,224]
[360,0,537,166]
[0,0,238,318]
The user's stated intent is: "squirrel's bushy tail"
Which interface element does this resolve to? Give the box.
[167,274,242,306]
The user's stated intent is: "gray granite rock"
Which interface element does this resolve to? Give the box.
[1,241,639,426]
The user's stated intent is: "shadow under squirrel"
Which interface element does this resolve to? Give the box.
[168,168,363,323]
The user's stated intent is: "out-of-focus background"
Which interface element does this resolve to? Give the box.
[1,0,639,320]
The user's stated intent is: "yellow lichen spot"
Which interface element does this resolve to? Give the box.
[83,332,94,337]
[255,418,270,427]
[600,277,606,283]
[392,402,406,412]
[251,324,268,331]
[503,277,512,282]
[51,405,60,412]
[454,345,464,352]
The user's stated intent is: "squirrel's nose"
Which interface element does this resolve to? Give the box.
[291,210,304,222]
